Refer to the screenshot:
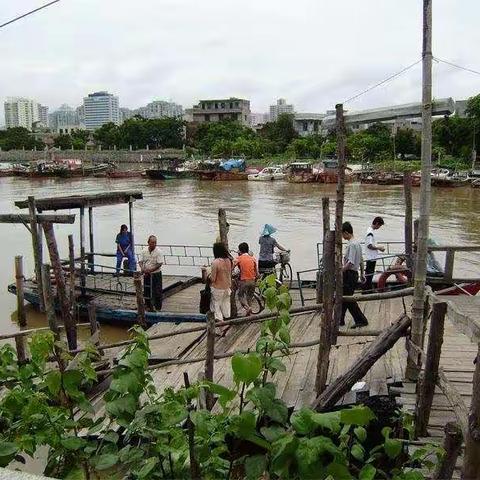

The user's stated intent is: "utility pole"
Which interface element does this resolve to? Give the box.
[407,0,433,380]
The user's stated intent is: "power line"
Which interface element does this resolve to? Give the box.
[0,0,61,30]
[344,59,422,104]
[434,56,480,77]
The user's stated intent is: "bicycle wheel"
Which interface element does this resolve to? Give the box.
[279,263,293,289]
[251,292,264,315]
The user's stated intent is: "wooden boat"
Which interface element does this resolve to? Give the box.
[248,166,286,181]
[286,162,321,183]
[376,173,404,185]
[197,170,248,181]
[431,173,470,187]
[106,170,144,179]
[17,160,113,178]
[145,169,193,180]
[472,179,480,188]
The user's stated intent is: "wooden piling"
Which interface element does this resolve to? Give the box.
[68,235,76,318]
[14,335,27,364]
[28,196,45,312]
[79,206,86,296]
[41,264,60,340]
[42,223,77,350]
[463,342,480,479]
[134,272,147,329]
[415,301,447,437]
[218,208,229,250]
[317,197,331,303]
[403,172,413,273]
[15,255,26,326]
[433,421,462,480]
[315,230,335,394]
[205,311,215,410]
[333,104,346,337]
[88,207,94,273]
[87,303,100,348]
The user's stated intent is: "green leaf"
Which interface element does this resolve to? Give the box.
[260,425,286,442]
[246,385,288,423]
[313,411,341,433]
[106,394,137,418]
[135,457,159,479]
[381,426,392,439]
[326,462,353,479]
[232,352,262,386]
[267,356,286,374]
[291,408,317,435]
[359,464,376,480]
[119,348,148,369]
[0,441,18,457]
[277,292,292,310]
[245,454,267,480]
[110,372,139,394]
[351,443,364,461]
[161,401,188,426]
[205,381,236,408]
[268,317,282,336]
[278,326,290,344]
[384,437,403,459]
[63,370,83,397]
[103,431,119,444]
[354,426,367,443]
[61,436,87,451]
[271,434,299,476]
[90,453,119,471]
[45,370,61,396]
[230,411,256,439]
[340,406,375,426]
[265,274,277,288]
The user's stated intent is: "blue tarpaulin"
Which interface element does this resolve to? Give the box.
[220,158,246,172]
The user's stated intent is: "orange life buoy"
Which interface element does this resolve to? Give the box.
[377,268,411,292]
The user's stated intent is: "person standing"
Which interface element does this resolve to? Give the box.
[341,222,368,328]
[139,235,163,311]
[235,242,258,316]
[364,216,385,293]
[258,224,288,274]
[210,243,233,332]
[115,224,136,275]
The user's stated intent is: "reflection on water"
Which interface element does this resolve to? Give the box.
[0,175,479,339]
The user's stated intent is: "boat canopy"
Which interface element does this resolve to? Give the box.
[220,159,246,172]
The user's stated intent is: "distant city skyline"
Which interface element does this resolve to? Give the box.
[1,1,479,127]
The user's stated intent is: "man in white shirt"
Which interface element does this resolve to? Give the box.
[139,235,163,311]
[341,222,368,328]
[364,217,385,293]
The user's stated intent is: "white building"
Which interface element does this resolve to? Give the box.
[48,104,81,132]
[120,107,134,124]
[4,97,40,130]
[294,113,326,136]
[250,112,269,126]
[269,98,294,122]
[38,105,49,127]
[83,91,120,130]
[135,100,183,119]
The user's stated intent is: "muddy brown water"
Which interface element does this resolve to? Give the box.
[0,175,479,341]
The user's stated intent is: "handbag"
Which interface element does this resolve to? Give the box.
[199,279,211,314]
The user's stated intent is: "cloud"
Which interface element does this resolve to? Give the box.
[1,0,480,123]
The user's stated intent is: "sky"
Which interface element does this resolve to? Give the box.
[1,0,480,124]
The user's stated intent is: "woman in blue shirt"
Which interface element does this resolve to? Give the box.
[115,224,136,274]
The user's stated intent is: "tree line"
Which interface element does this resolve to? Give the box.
[1,94,480,167]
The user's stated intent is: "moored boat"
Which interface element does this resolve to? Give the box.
[286,162,321,183]
[472,178,480,188]
[431,172,470,187]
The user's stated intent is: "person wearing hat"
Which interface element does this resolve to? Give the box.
[258,224,288,274]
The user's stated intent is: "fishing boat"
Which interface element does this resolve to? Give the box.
[6,191,207,327]
[472,179,480,188]
[248,166,286,181]
[376,172,404,185]
[145,158,194,180]
[16,159,113,178]
[286,162,321,183]
[431,171,470,187]
[197,158,249,181]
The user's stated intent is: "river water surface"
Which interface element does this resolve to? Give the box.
[1,176,479,340]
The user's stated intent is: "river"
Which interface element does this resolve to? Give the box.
[1,176,479,341]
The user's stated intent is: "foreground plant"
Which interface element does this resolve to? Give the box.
[0,276,443,479]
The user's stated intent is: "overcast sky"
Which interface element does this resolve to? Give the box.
[1,0,480,123]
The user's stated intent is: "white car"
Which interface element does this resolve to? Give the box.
[248,166,286,181]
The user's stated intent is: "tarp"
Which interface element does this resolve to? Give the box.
[220,158,246,172]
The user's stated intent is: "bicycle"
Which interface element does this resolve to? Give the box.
[231,271,265,315]
[275,251,293,289]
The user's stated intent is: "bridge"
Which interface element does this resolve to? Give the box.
[322,97,456,129]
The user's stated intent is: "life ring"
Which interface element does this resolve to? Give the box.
[377,268,411,292]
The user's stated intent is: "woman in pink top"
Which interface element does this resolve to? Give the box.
[209,243,233,326]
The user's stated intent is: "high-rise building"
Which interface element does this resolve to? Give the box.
[191,98,250,126]
[48,104,82,133]
[120,107,134,124]
[135,100,183,119]
[83,91,120,130]
[38,105,49,127]
[4,97,40,130]
[269,98,294,122]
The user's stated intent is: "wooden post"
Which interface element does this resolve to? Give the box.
[333,104,346,337]
[88,207,94,273]
[218,208,229,250]
[463,343,480,479]
[15,255,26,327]
[434,422,463,480]
[129,200,135,262]
[79,206,86,296]
[28,196,45,312]
[403,172,413,273]
[415,301,447,437]
[87,303,100,348]
[315,230,335,394]
[444,249,455,283]
[134,272,147,329]
[205,311,215,410]
[312,314,411,411]
[41,264,60,340]
[42,223,77,350]
[408,0,433,381]
[317,197,331,303]
[14,336,27,364]
[68,235,75,318]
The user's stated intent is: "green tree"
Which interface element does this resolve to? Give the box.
[0,127,42,150]
[54,134,73,150]
[94,122,121,148]
[432,115,473,159]
[394,128,421,159]
[259,113,298,153]
[194,121,254,154]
